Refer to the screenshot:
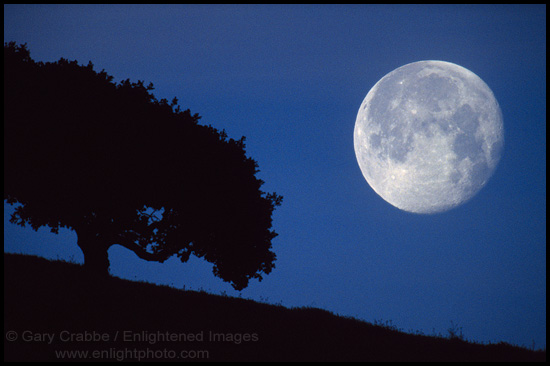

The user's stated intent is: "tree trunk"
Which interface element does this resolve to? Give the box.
[76,231,112,279]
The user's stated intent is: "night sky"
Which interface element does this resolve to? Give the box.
[4,5,546,349]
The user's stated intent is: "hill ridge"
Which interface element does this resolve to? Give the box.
[4,253,546,362]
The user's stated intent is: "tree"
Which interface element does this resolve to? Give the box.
[4,42,282,290]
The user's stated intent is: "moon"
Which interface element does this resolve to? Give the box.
[354,60,504,214]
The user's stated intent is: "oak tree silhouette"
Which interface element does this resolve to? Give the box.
[4,42,282,290]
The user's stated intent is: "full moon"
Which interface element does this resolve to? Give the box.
[354,60,504,214]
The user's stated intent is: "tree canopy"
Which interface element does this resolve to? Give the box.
[4,42,282,290]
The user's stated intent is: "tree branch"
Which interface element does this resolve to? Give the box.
[114,235,172,263]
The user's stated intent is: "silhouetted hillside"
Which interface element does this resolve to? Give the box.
[4,253,546,362]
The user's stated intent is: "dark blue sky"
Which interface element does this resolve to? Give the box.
[4,4,546,349]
